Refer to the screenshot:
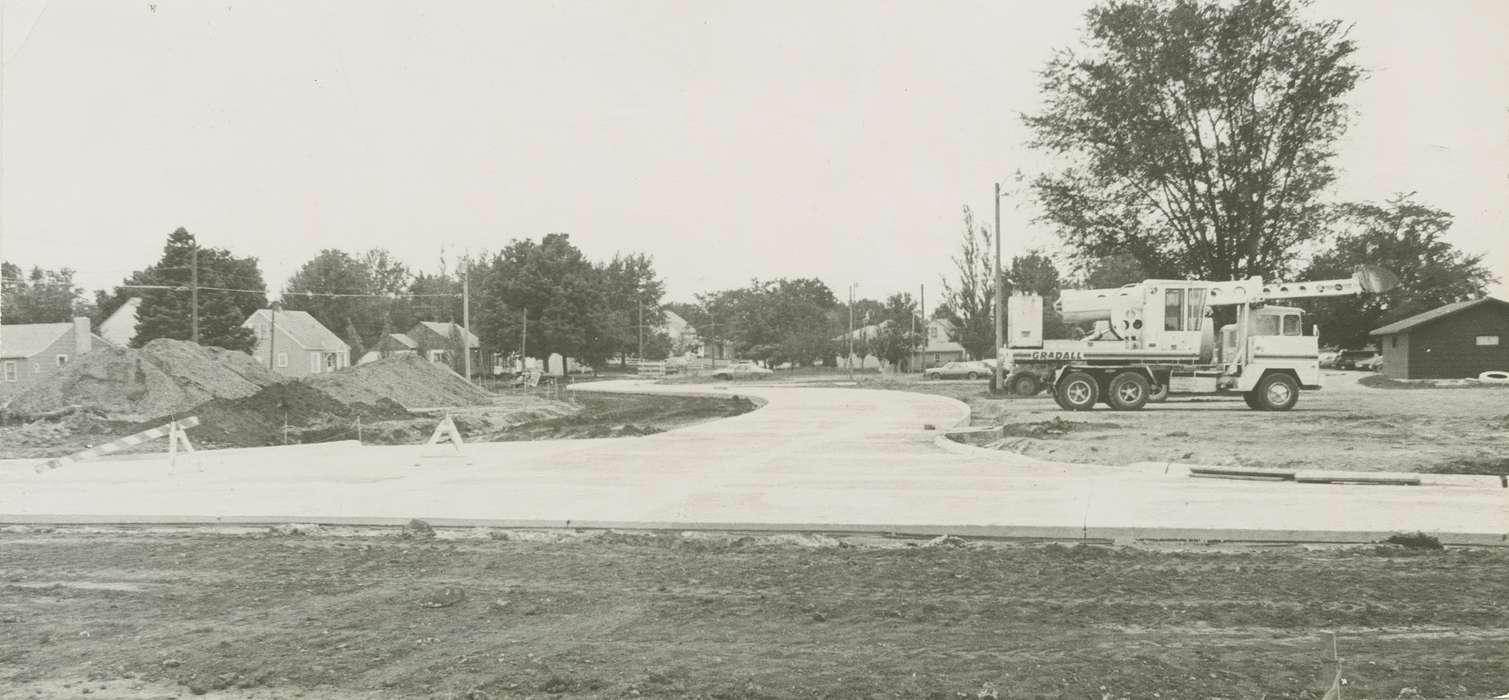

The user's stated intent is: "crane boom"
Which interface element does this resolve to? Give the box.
[1203,265,1398,307]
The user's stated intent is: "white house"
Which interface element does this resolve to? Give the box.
[242,308,350,378]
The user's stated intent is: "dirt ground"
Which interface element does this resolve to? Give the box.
[473,392,759,441]
[773,370,1509,475]
[0,526,1504,699]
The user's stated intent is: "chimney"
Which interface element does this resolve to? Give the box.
[73,317,92,354]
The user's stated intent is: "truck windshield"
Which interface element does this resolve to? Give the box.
[1254,315,1280,336]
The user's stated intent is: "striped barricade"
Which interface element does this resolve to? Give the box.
[33,416,200,474]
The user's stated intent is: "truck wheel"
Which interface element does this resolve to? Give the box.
[1106,371,1150,411]
[1242,391,1262,409]
[1007,371,1041,396]
[1054,371,1099,411]
[966,372,979,380]
[1250,373,1299,411]
[1148,382,1169,403]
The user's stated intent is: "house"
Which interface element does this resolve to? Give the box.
[99,297,142,347]
[835,322,887,370]
[242,308,350,378]
[1369,297,1509,380]
[0,317,106,400]
[374,333,419,359]
[660,310,701,356]
[910,318,969,369]
[406,321,480,376]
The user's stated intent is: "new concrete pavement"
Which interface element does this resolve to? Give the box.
[1,381,1504,544]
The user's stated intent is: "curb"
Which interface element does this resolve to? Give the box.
[936,430,1506,489]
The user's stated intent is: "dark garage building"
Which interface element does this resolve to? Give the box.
[1369,297,1509,379]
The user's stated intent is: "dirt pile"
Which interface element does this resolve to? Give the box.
[187,382,411,447]
[1,339,282,421]
[307,356,492,409]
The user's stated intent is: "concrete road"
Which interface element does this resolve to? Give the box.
[1,381,1504,543]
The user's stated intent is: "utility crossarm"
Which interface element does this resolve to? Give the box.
[1201,266,1399,307]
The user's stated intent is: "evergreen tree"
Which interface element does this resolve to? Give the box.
[111,228,266,351]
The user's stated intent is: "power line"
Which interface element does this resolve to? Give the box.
[115,284,460,299]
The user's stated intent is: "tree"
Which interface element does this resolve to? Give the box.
[939,206,997,360]
[283,250,385,349]
[867,293,926,371]
[1080,252,1149,288]
[108,228,266,351]
[475,234,611,373]
[1302,194,1497,349]
[1025,0,1364,281]
[599,253,665,364]
[691,278,838,366]
[2,262,90,324]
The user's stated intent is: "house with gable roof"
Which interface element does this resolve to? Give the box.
[1,317,108,400]
[242,307,350,378]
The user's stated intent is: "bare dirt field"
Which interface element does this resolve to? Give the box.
[1,527,1505,699]
[754,369,1509,475]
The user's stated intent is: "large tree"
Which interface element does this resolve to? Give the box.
[599,253,665,364]
[282,249,387,349]
[108,227,267,351]
[476,234,613,372]
[939,206,997,360]
[1026,0,1364,281]
[2,262,91,324]
[692,278,838,366]
[1302,194,1497,349]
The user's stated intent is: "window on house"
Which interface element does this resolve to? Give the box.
[3,361,16,382]
[1477,335,1501,346]
[56,354,69,366]
[929,327,938,339]
[276,352,288,368]
[1164,289,1185,331]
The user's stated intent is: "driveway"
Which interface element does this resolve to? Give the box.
[1,381,1503,543]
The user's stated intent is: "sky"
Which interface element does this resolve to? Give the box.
[1,0,1505,306]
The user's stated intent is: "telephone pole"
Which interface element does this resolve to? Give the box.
[993,182,1005,393]
[462,264,472,383]
[190,237,200,344]
[847,283,855,382]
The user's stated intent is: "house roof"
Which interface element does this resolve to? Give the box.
[243,309,350,352]
[0,322,73,359]
[1369,297,1508,336]
[384,333,417,349]
[104,297,141,323]
[415,321,480,348]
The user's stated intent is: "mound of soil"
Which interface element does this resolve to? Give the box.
[307,356,492,409]
[482,393,758,442]
[2,339,282,421]
[186,382,411,448]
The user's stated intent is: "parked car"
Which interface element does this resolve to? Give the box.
[1333,349,1381,370]
[1318,350,1340,369]
[1355,355,1384,372]
[923,361,992,380]
[710,360,773,380]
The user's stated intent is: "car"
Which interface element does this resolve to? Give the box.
[1333,349,1381,371]
[1318,350,1340,369]
[710,360,773,380]
[923,361,993,380]
[1355,355,1384,372]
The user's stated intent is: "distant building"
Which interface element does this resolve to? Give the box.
[372,333,419,360]
[911,318,968,369]
[242,308,351,378]
[98,297,142,347]
[0,318,106,400]
[405,321,480,376]
[1370,297,1509,379]
[660,310,700,356]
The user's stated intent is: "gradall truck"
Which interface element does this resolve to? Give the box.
[999,265,1398,411]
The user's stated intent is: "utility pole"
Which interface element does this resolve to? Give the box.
[847,283,855,382]
[461,263,472,383]
[638,287,645,361]
[268,301,279,370]
[709,312,717,368]
[190,236,200,344]
[520,309,528,372]
[920,283,925,373]
[993,182,1005,393]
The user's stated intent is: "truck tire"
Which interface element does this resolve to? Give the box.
[966,372,980,380]
[1106,371,1150,411]
[1054,371,1099,411]
[1148,382,1169,403]
[1250,373,1300,411]
[1007,371,1041,396]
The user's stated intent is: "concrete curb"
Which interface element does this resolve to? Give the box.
[2,514,1503,547]
[937,431,1506,489]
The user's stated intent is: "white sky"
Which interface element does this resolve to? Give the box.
[1,0,1505,304]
